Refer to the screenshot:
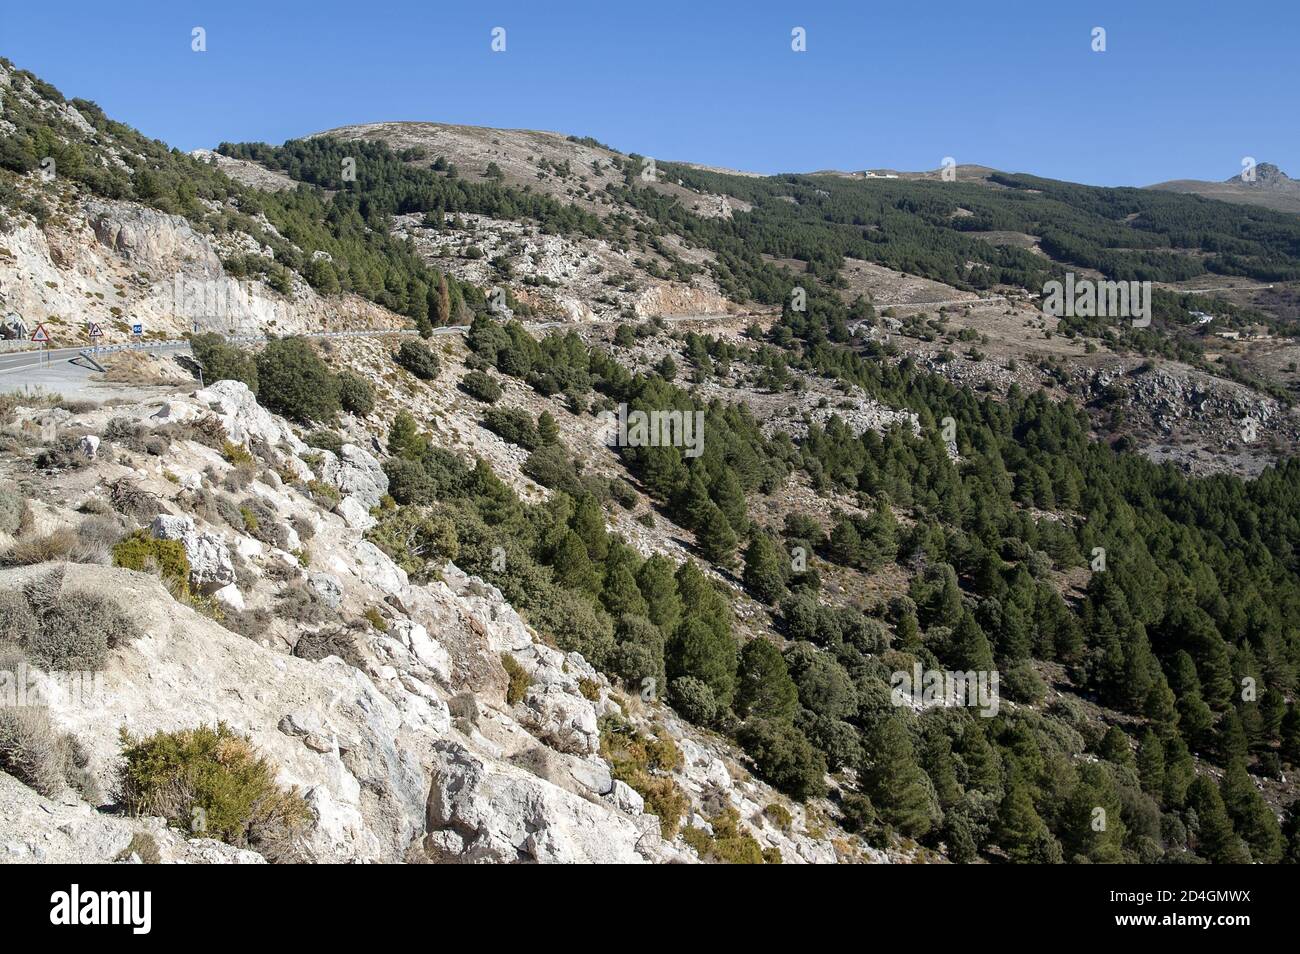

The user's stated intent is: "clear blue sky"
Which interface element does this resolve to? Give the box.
[3,0,1295,186]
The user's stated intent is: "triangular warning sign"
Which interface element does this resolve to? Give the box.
[30,323,50,343]
[87,322,103,338]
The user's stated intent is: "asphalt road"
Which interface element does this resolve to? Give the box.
[0,315,739,397]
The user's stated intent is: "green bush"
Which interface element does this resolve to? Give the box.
[396,340,440,380]
[337,371,375,416]
[304,429,344,456]
[599,716,688,837]
[191,333,258,392]
[255,337,340,422]
[459,370,503,403]
[737,718,827,801]
[668,676,718,725]
[116,723,310,859]
[501,653,531,705]
[365,506,459,583]
[482,407,540,450]
[112,531,192,597]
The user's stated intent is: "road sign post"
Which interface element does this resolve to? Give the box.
[87,321,103,355]
[30,323,50,366]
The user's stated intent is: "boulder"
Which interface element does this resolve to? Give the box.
[422,740,658,864]
[150,514,235,590]
[516,682,600,756]
[194,379,306,455]
[335,495,374,531]
[77,435,100,460]
[317,444,388,509]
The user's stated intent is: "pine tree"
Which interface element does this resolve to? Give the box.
[537,411,560,446]
[1217,709,1249,765]
[668,617,737,708]
[571,494,609,563]
[1136,728,1165,802]
[919,727,962,810]
[1098,726,1135,770]
[828,518,864,567]
[432,272,451,326]
[742,533,787,605]
[1187,776,1249,864]
[1060,763,1126,863]
[996,772,1052,863]
[734,639,799,722]
[552,530,600,594]
[949,610,995,673]
[1162,735,1196,809]
[695,504,737,567]
[1221,759,1283,863]
[1260,686,1286,743]
[1142,676,1180,739]
[1281,704,1300,768]
[636,555,682,636]
[710,469,748,533]
[862,717,940,838]
[864,500,898,565]
[601,564,647,620]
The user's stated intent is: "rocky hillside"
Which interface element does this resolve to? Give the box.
[0,372,879,863]
[4,56,1300,868]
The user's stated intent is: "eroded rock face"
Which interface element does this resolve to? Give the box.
[516,684,600,756]
[194,380,307,457]
[150,514,236,590]
[317,444,388,509]
[421,740,653,863]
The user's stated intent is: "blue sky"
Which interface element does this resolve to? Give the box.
[3,0,1295,186]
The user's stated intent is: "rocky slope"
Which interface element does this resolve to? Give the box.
[0,375,882,864]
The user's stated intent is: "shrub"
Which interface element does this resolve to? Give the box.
[0,704,95,804]
[522,444,583,495]
[1,527,77,566]
[599,716,688,837]
[291,626,364,667]
[482,407,540,450]
[669,675,718,725]
[737,718,827,801]
[337,371,375,416]
[0,486,27,535]
[35,433,92,470]
[0,706,64,796]
[116,723,310,859]
[683,808,766,864]
[1003,659,1047,704]
[24,584,141,672]
[501,653,531,705]
[191,333,258,392]
[221,440,253,466]
[239,497,289,549]
[396,340,440,380]
[114,832,161,864]
[764,802,793,831]
[459,370,503,403]
[277,580,335,626]
[365,506,458,583]
[0,590,39,644]
[112,531,192,596]
[255,338,340,422]
[305,429,344,456]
